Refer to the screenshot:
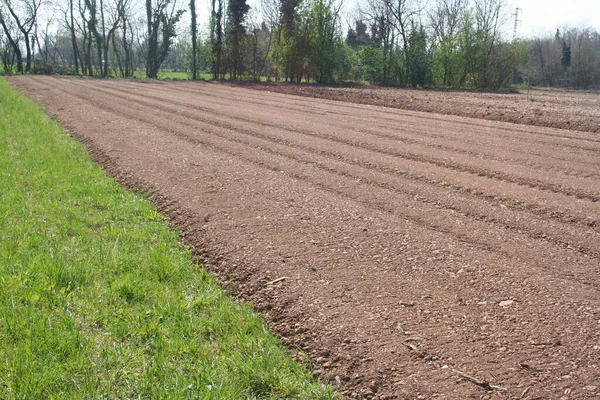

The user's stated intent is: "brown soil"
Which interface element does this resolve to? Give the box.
[227,81,600,133]
[9,75,600,400]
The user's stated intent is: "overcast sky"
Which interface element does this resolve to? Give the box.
[337,0,600,39]
[161,0,600,39]
[509,0,600,37]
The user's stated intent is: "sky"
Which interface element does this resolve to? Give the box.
[301,0,600,39]
[337,0,600,39]
[509,0,600,37]
[42,0,597,39]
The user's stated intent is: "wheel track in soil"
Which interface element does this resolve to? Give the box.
[227,82,600,137]
[33,75,600,290]
[12,76,600,399]
[192,82,600,149]
[82,79,600,203]
[108,81,600,201]
[118,81,600,181]
[38,77,600,211]
[35,77,600,231]
[119,79,600,173]
[30,78,600,281]
[175,82,600,162]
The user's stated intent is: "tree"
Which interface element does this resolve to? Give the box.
[0,6,23,73]
[145,0,184,78]
[210,0,223,79]
[226,0,249,79]
[78,0,94,75]
[357,45,384,83]
[566,28,600,89]
[111,2,135,77]
[277,0,303,81]
[246,12,272,80]
[189,0,197,79]
[406,22,432,86]
[346,20,372,48]
[259,0,280,79]
[529,35,562,87]
[306,0,341,83]
[381,0,422,83]
[83,0,129,77]
[362,0,397,84]
[346,26,357,47]
[433,34,463,87]
[561,38,571,72]
[472,0,507,88]
[69,0,80,74]
[1,0,42,72]
[429,0,466,41]
[429,0,466,87]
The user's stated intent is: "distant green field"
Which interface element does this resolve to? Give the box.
[0,77,337,399]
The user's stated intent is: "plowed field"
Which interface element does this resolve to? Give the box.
[9,76,600,399]
[229,82,600,133]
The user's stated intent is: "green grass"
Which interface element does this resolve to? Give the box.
[0,77,337,399]
[158,71,212,81]
[0,66,14,75]
[130,70,277,82]
[131,70,213,81]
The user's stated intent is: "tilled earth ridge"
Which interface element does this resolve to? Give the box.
[8,75,600,400]
[227,81,600,134]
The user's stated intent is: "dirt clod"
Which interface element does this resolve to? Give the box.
[498,300,515,307]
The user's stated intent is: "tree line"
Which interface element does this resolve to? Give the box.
[1,0,599,90]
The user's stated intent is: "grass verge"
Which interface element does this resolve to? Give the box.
[0,77,337,399]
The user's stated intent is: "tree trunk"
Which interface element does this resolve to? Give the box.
[6,4,36,73]
[0,16,23,73]
[190,0,197,80]
[69,0,80,74]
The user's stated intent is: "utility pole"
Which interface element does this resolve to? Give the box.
[513,7,522,40]
[512,7,522,85]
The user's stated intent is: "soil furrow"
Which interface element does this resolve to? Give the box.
[181,81,600,151]
[80,82,600,258]
[113,80,600,168]
[52,77,600,228]
[34,78,600,281]
[54,77,600,204]
[10,76,600,400]
[227,81,600,136]
[124,83,600,176]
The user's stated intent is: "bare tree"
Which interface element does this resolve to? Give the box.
[428,0,466,87]
[259,0,278,79]
[1,0,42,72]
[474,0,506,46]
[61,0,80,73]
[383,0,422,80]
[363,0,398,83]
[111,2,134,76]
[77,0,95,74]
[0,6,23,72]
[429,0,466,42]
[564,27,600,89]
[82,0,129,77]
[529,34,562,87]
